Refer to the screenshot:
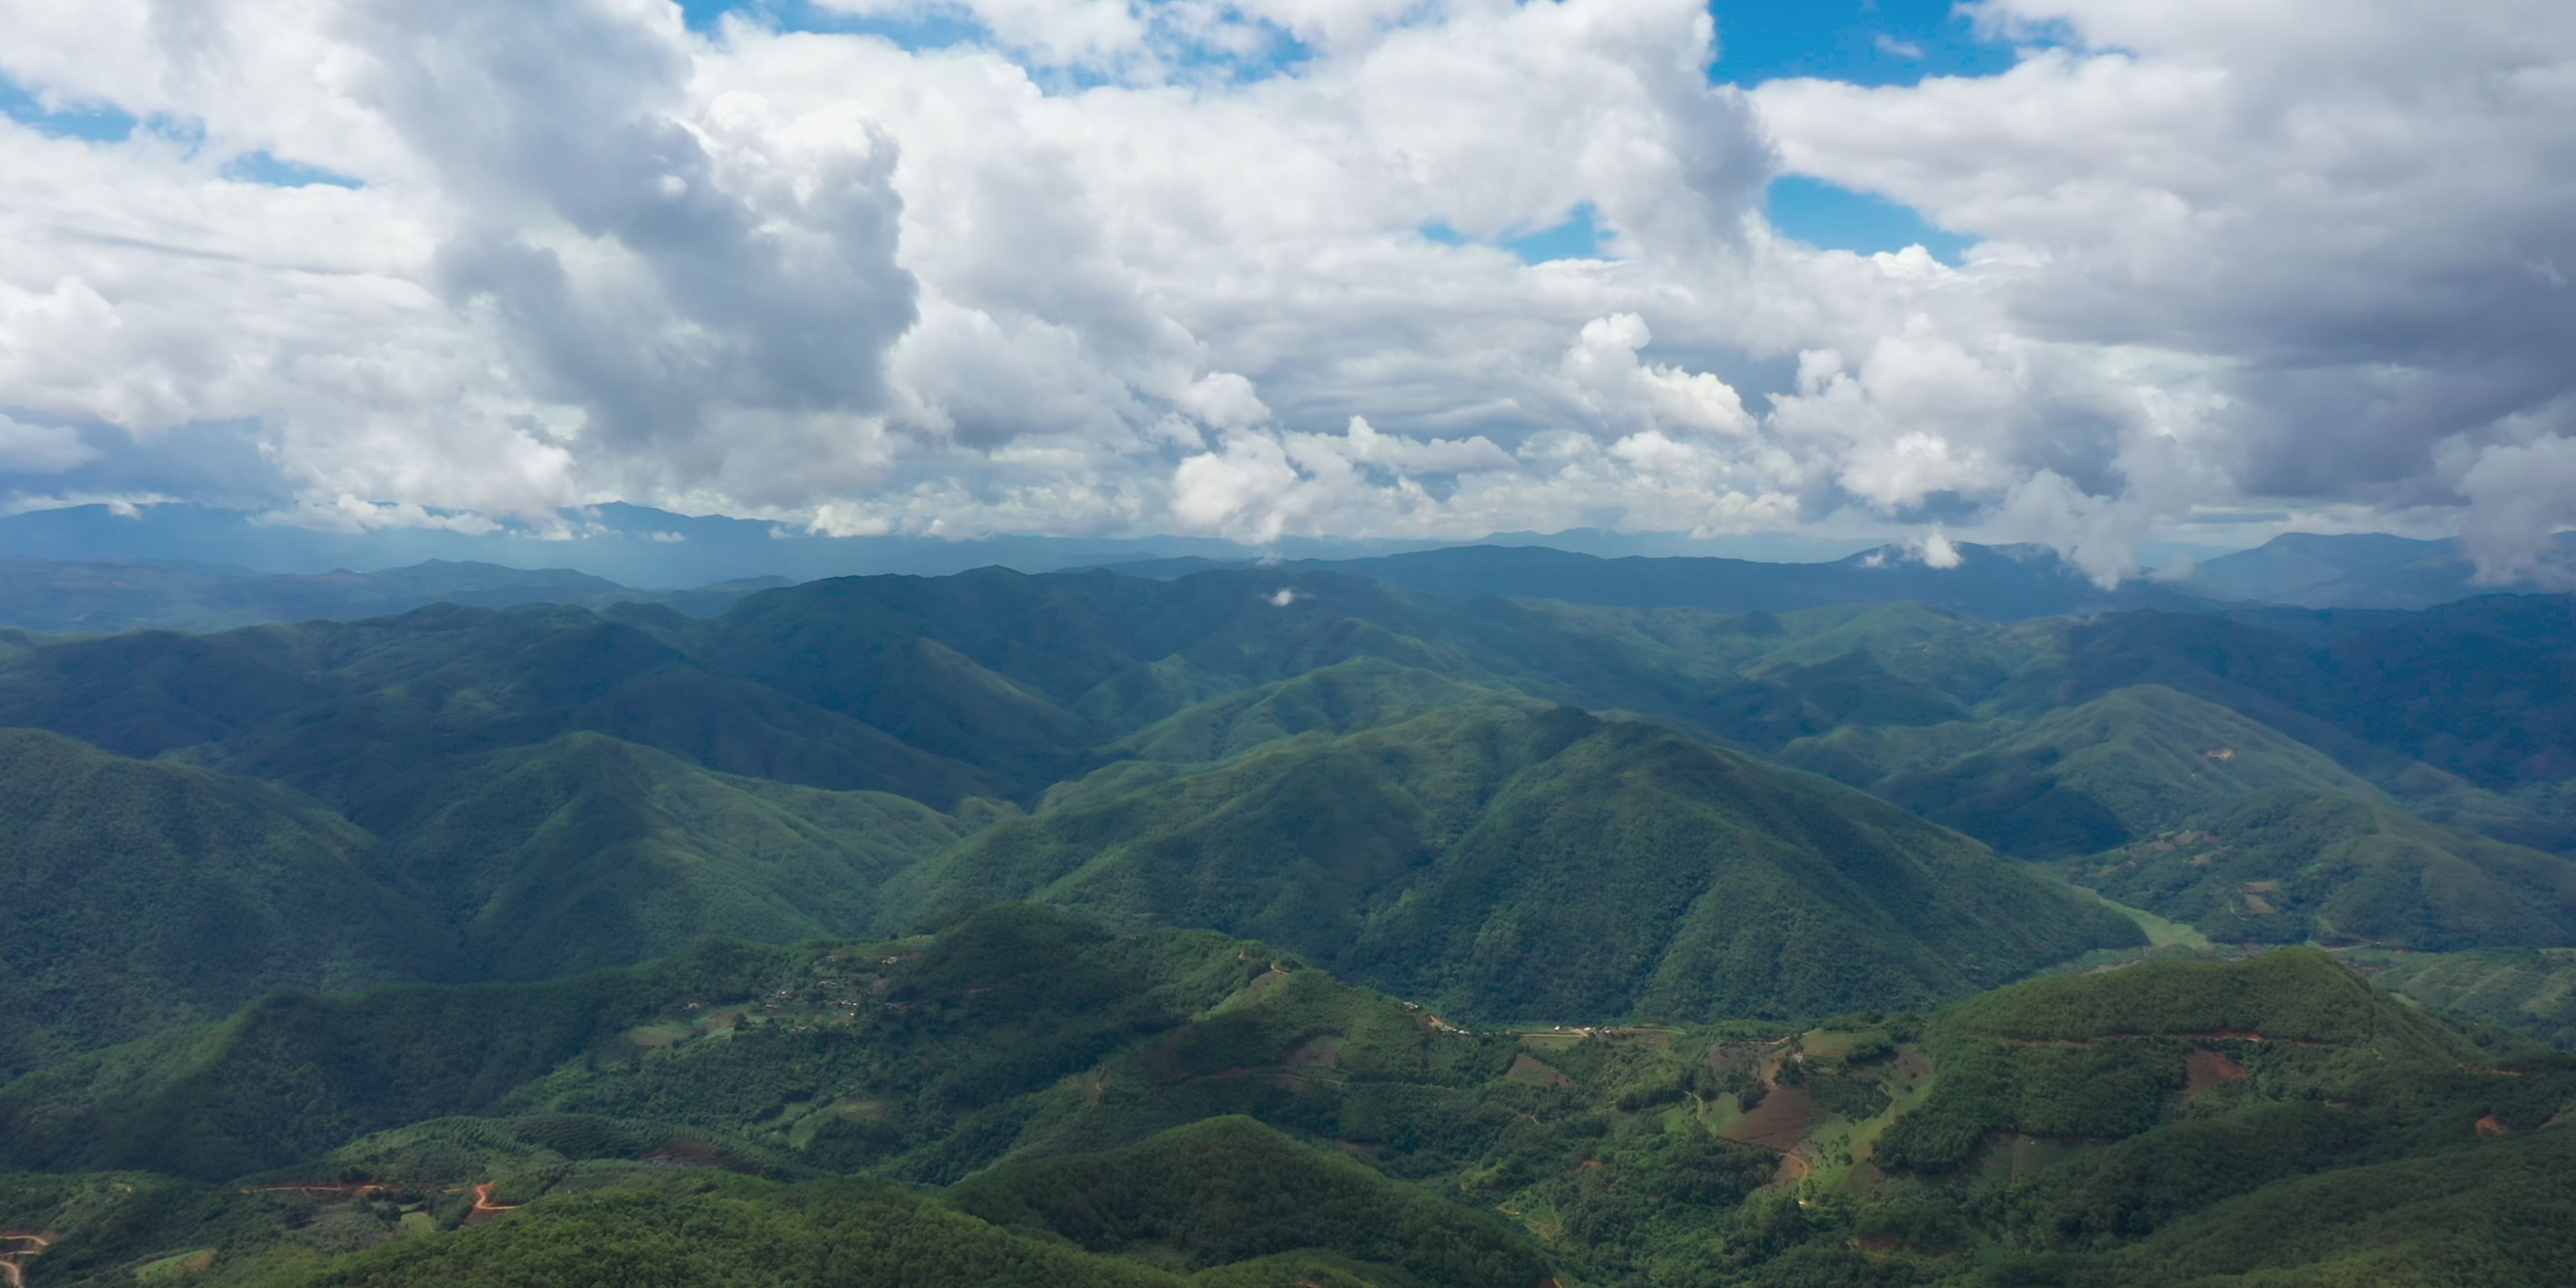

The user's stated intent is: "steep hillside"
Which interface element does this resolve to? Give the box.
[1781,686,2395,857]
[2063,790,2576,949]
[392,734,969,979]
[2052,599,2576,796]
[0,729,439,1080]
[2350,947,2576,1050]
[0,605,1002,817]
[890,704,2143,1022]
[0,940,806,1180]
[0,915,2567,1288]
[945,1117,1550,1287]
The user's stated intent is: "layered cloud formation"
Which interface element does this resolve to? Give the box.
[0,0,2569,582]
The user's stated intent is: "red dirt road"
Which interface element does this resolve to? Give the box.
[0,1232,54,1288]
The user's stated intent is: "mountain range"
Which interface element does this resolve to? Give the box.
[0,549,2569,1286]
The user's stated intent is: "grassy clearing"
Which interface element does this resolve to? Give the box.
[2035,871,2213,949]
[132,1248,216,1281]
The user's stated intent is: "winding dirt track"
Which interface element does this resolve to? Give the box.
[0,1232,54,1288]
[467,1183,522,1221]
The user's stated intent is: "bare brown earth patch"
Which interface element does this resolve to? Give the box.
[463,1182,523,1225]
[1283,1036,1343,1069]
[2475,1113,2510,1138]
[0,1232,54,1288]
[1722,1085,1820,1152]
[1506,1053,1573,1088]
[642,1134,741,1170]
[2184,1049,2251,1096]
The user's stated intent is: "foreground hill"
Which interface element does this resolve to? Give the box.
[0,910,2565,1288]
[889,702,2143,1022]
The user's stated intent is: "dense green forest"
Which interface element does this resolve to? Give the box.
[0,564,2569,1285]
[893,701,2139,1021]
[0,913,2567,1287]
[0,730,433,1079]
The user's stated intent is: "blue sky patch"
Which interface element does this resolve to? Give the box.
[1419,204,1610,265]
[1503,203,1607,264]
[669,2,2035,91]
[221,151,364,189]
[682,0,989,49]
[1766,174,1972,262]
[0,74,140,142]
[1706,0,2026,87]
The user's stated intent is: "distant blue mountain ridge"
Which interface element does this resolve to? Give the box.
[1,502,2563,633]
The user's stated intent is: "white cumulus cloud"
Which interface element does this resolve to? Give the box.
[0,0,2565,574]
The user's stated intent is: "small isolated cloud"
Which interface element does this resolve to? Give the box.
[0,415,98,473]
[1873,34,1925,58]
[1564,315,1757,437]
[1268,587,1299,606]
[647,530,687,543]
[254,494,504,535]
[1915,526,1963,569]
[2454,432,2576,587]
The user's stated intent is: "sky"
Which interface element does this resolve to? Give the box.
[0,0,2571,585]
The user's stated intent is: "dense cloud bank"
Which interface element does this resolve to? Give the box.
[0,0,2569,583]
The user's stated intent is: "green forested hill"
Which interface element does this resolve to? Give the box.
[944,1117,1550,1285]
[1780,685,2388,858]
[0,727,976,1072]
[0,729,438,1080]
[0,939,807,1179]
[2352,947,2576,1050]
[0,565,2569,1285]
[2061,790,2576,950]
[0,568,2563,854]
[0,916,2565,1288]
[0,568,2561,1057]
[890,703,2141,1022]
[390,734,967,979]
